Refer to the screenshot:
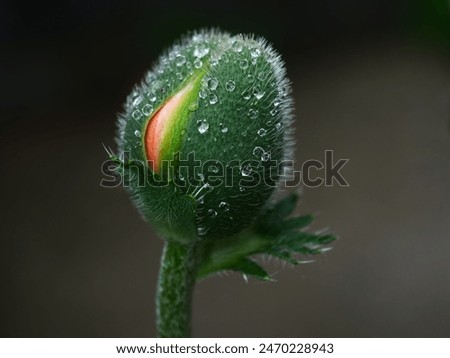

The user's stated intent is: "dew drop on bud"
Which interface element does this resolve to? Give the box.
[225,80,236,92]
[194,58,203,68]
[241,89,251,100]
[207,209,217,218]
[219,123,228,133]
[257,128,267,136]
[194,44,209,58]
[253,146,264,157]
[219,201,230,211]
[132,110,142,120]
[241,164,252,176]
[209,165,219,173]
[232,40,243,53]
[132,95,143,107]
[257,71,267,81]
[142,104,153,115]
[239,59,249,70]
[199,89,208,99]
[209,93,218,104]
[207,77,219,91]
[250,48,261,58]
[197,119,209,134]
[147,92,157,102]
[248,108,259,119]
[261,152,271,162]
[175,54,186,67]
[253,86,265,100]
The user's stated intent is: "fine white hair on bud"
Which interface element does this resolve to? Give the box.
[116,29,295,243]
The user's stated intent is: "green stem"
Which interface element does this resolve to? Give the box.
[156,240,198,337]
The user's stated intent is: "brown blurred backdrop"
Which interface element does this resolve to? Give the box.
[1,0,449,337]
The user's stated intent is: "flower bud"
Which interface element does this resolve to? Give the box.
[117,30,294,243]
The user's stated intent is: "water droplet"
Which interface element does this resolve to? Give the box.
[241,89,251,100]
[219,123,227,133]
[207,209,217,218]
[209,165,219,173]
[261,152,271,162]
[199,88,208,99]
[279,85,288,97]
[210,54,220,66]
[232,41,243,53]
[134,130,141,138]
[194,44,209,58]
[219,201,230,211]
[273,100,281,107]
[257,128,267,136]
[194,58,203,69]
[247,74,255,82]
[239,59,249,70]
[132,110,142,120]
[248,108,259,119]
[188,101,199,111]
[241,164,252,176]
[253,146,264,157]
[209,93,218,105]
[275,122,282,130]
[251,48,261,58]
[239,186,246,192]
[147,92,156,102]
[181,129,186,136]
[197,119,209,134]
[270,107,279,116]
[253,86,265,100]
[132,95,143,107]
[207,77,219,90]
[225,80,236,92]
[257,71,267,81]
[142,104,153,115]
[175,54,186,67]
[176,72,183,80]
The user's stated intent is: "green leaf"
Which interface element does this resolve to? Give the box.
[273,193,299,218]
[230,258,271,281]
[268,250,299,265]
[283,215,314,231]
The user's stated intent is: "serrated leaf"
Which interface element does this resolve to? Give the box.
[283,215,314,231]
[268,250,299,265]
[294,246,322,255]
[273,193,299,218]
[229,258,271,281]
[316,235,336,244]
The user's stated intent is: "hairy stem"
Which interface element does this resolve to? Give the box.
[156,240,198,337]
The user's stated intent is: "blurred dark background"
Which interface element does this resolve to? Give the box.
[1,0,449,337]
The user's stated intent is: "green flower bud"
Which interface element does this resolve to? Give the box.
[116,30,294,243]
